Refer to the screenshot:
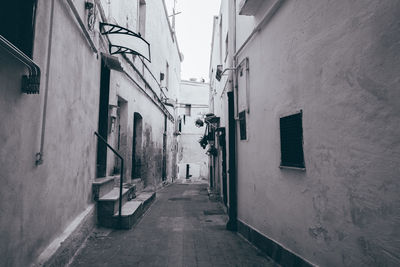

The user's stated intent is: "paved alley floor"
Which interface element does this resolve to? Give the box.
[70,183,277,267]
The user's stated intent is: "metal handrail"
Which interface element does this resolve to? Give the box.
[94,131,124,226]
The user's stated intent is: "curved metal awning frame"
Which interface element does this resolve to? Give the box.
[100,22,151,62]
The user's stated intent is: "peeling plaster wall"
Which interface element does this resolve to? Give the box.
[0,1,100,266]
[109,71,170,187]
[0,0,180,265]
[234,0,400,266]
[104,0,181,185]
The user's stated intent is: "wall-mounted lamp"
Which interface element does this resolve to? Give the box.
[109,104,118,132]
[161,97,175,107]
[85,1,96,31]
[215,65,235,82]
[216,65,223,81]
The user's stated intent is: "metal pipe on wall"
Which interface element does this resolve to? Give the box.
[226,0,238,231]
[36,0,55,165]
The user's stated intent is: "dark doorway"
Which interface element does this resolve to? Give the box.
[162,115,167,181]
[227,91,237,231]
[96,60,110,178]
[186,164,190,179]
[219,128,228,206]
[132,112,143,179]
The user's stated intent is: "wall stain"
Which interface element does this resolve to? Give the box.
[308,226,331,243]
[335,230,346,241]
[356,75,388,102]
[141,125,164,187]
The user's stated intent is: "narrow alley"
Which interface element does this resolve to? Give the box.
[70,183,275,267]
[1,0,399,266]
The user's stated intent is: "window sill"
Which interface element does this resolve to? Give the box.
[279,165,306,171]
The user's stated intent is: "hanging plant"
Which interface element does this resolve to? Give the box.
[206,146,218,156]
[195,118,204,127]
[198,134,208,149]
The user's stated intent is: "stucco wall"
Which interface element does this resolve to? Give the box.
[0,0,181,265]
[108,70,173,186]
[0,1,100,266]
[235,0,400,266]
[209,7,235,201]
[104,0,181,185]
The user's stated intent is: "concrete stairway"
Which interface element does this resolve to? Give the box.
[92,176,155,229]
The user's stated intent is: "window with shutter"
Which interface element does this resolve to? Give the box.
[239,110,247,140]
[280,112,305,168]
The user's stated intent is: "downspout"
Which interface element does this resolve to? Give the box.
[233,0,238,230]
[233,0,238,116]
[36,0,55,165]
[227,0,238,231]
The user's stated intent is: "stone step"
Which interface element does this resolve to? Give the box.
[131,178,144,192]
[97,185,136,227]
[112,191,156,229]
[112,201,143,229]
[135,191,156,210]
[92,176,115,201]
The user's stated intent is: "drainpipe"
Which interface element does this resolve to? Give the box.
[226,0,238,231]
[36,0,55,165]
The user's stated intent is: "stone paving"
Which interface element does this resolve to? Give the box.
[69,182,278,267]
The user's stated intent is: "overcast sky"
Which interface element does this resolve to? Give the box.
[165,0,221,82]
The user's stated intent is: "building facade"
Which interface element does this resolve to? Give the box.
[209,0,400,266]
[176,80,209,181]
[0,0,181,265]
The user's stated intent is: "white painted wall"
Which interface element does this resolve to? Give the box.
[211,0,400,266]
[104,0,181,185]
[0,1,99,265]
[0,0,181,265]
